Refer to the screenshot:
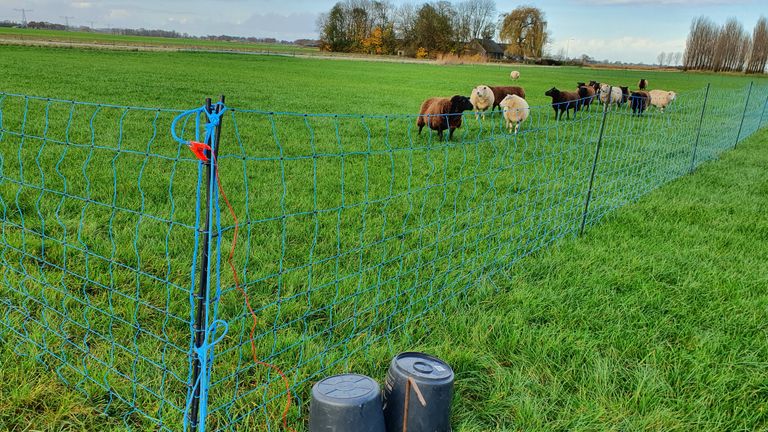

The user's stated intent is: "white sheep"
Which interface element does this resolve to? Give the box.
[510,70,520,80]
[648,90,677,112]
[500,94,529,134]
[599,83,623,109]
[470,85,495,120]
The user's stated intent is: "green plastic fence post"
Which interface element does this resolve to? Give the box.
[760,94,768,129]
[580,86,612,235]
[690,83,710,173]
[735,81,753,147]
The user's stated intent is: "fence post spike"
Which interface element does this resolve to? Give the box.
[735,81,753,148]
[580,86,611,235]
[690,83,710,173]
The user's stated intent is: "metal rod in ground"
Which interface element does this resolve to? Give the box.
[690,83,710,173]
[580,86,611,236]
[734,81,753,148]
[189,96,225,431]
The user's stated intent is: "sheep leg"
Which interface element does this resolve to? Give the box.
[449,127,455,141]
[418,124,424,135]
[514,121,520,134]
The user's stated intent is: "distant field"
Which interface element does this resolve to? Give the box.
[0,44,767,431]
[0,27,318,54]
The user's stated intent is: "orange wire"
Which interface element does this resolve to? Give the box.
[212,153,296,432]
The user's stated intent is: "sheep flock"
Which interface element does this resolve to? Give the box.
[418,69,678,139]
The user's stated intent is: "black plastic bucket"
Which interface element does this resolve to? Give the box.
[382,352,454,432]
[309,373,386,432]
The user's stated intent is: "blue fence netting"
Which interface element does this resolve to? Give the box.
[0,83,767,431]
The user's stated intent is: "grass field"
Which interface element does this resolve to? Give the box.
[0,44,767,431]
[0,27,318,55]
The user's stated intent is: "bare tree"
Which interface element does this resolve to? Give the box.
[665,52,675,67]
[658,51,666,67]
[683,16,719,71]
[747,16,768,73]
[713,18,748,72]
[672,51,682,66]
[454,0,496,42]
[499,6,550,58]
[393,2,418,41]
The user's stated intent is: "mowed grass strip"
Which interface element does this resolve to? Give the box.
[1,120,766,431]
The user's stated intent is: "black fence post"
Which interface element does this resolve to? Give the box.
[734,81,753,147]
[189,95,225,432]
[690,83,710,173]
[580,86,611,235]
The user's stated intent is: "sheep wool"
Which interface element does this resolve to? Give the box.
[489,86,526,110]
[417,95,474,140]
[500,94,529,134]
[648,90,677,112]
[510,70,521,80]
[599,83,623,109]
[470,85,495,119]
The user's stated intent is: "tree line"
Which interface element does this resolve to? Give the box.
[683,16,767,74]
[317,0,550,59]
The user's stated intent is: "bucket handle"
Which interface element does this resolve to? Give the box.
[403,377,428,432]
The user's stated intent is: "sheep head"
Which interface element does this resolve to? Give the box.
[545,87,560,98]
[450,95,473,113]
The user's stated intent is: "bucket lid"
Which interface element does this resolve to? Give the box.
[392,352,454,381]
[313,374,380,405]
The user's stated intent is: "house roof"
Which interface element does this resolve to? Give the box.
[474,38,505,55]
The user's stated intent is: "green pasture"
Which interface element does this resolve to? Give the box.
[0,45,767,431]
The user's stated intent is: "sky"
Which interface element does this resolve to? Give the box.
[1,0,765,64]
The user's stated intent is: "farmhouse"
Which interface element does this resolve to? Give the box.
[465,38,506,60]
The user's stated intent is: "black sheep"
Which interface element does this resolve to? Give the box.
[630,91,651,115]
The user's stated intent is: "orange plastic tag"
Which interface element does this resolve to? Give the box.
[189,141,212,162]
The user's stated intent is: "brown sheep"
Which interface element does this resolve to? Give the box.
[638,78,648,90]
[577,82,596,111]
[417,95,474,140]
[489,86,526,110]
[545,87,581,120]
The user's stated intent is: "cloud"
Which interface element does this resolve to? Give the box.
[238,12,319,39]
[71,1,93,8]
[550,36,687,63]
